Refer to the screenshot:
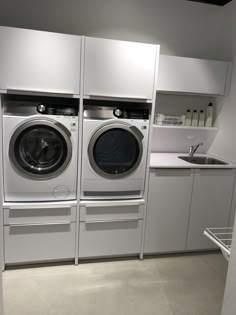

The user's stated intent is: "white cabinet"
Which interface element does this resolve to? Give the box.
[157,55,230,96]
[3,202,77,264]
[0,26,81,94]
[144,169,194,254]
[79,220,142,258]
[187,169,235,250]
[229,176,236,227]
[84,37,158,99]
[79,201,144,258]
[4,223,76,264]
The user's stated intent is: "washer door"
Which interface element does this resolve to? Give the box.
[88,123,144,179]
[9,119,72,180]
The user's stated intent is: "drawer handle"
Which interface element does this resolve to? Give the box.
[81,200,145,207]
[84,219,140,224]
[9,222,71,227]
[7,205,72,210]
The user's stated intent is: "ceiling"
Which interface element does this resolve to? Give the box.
[187,0,232,6]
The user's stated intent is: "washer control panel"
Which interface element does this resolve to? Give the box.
[37,104,78,116]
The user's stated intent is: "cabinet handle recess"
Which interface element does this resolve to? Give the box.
[8,205,72,210]
[9,222,71,227]
[88,93,148,100]
[84,219,140,224]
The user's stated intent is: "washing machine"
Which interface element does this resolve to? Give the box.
[81,102,149,199]
[3,96,79,202]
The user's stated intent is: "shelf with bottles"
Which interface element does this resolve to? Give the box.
[154,93,219,130]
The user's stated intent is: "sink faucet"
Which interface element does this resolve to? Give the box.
[188,143,203,157]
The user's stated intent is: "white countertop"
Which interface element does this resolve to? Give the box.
[150,153,236,169]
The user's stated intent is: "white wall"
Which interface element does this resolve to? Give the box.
[0,0,232,60]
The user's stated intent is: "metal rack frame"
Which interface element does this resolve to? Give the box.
[204,227,233,261]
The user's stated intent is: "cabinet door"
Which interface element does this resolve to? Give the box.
[229,174,236,227]
[157,55,229,95]
[84,37,158,99]
[144,169,194,254]
[187,169,234,250]
[0,26,81,94]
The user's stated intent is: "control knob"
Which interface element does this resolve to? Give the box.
[114,108,123,118]
[37,104,46,113]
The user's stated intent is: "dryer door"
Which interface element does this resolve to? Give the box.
[88,123,144,179]
[9,119,72,180]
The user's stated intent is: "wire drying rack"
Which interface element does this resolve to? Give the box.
[204,227,233,262]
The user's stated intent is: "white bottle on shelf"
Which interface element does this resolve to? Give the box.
[185,109,192,126]
[205,103,213,127]
[191,110,199,126]
[198,110,205,127]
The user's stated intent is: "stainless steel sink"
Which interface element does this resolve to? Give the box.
[178,156,228,165]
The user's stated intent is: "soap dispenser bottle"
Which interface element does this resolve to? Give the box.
[185,109,192,126]
[198,110,205,127]
[205,103,213,127]
[192,110,199,127]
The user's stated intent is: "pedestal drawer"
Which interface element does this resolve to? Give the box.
[4,222,76,264]
[4,203,76,225]
[80,200,145,221]
[79,219,143,258]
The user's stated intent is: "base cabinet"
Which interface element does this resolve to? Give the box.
[79,201,144,258]
[3,202,77,265]
[4,223,76,264]
[144,169,194,254]
[145,168,235,254]
[187,169,235,250]
[79,220,142,258]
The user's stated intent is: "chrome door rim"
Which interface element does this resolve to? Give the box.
[88,122,143,179]
[9,118,72,180]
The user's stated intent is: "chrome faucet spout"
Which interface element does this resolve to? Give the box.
[188,143,203,157]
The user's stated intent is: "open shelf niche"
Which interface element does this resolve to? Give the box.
[152,93,220,153]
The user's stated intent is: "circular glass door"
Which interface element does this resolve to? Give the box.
[9,119,72,180]
[88,123,143,179]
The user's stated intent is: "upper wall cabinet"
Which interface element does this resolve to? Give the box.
[157,55,230,96]
[0,27,81,95]
[83,37,159,100]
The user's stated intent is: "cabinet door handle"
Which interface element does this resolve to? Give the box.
[84,219,140,224]
[6,88,74,97]
[9,222,71,227]
[88,93,148,100]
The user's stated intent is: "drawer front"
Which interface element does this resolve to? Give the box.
[4,206,76,225]
[80,204,144,222]
[4,222,76,264]
[79,219,143,258]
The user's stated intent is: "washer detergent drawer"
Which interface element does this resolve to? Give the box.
[79,219,143,258]
[4,222,76,264]
[80,200,145,221]
[3,202,76,225]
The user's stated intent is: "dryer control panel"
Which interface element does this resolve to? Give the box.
[84,100,149,121]
[113,108,149,120]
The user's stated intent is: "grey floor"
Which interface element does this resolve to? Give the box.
[3,252,228,315]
